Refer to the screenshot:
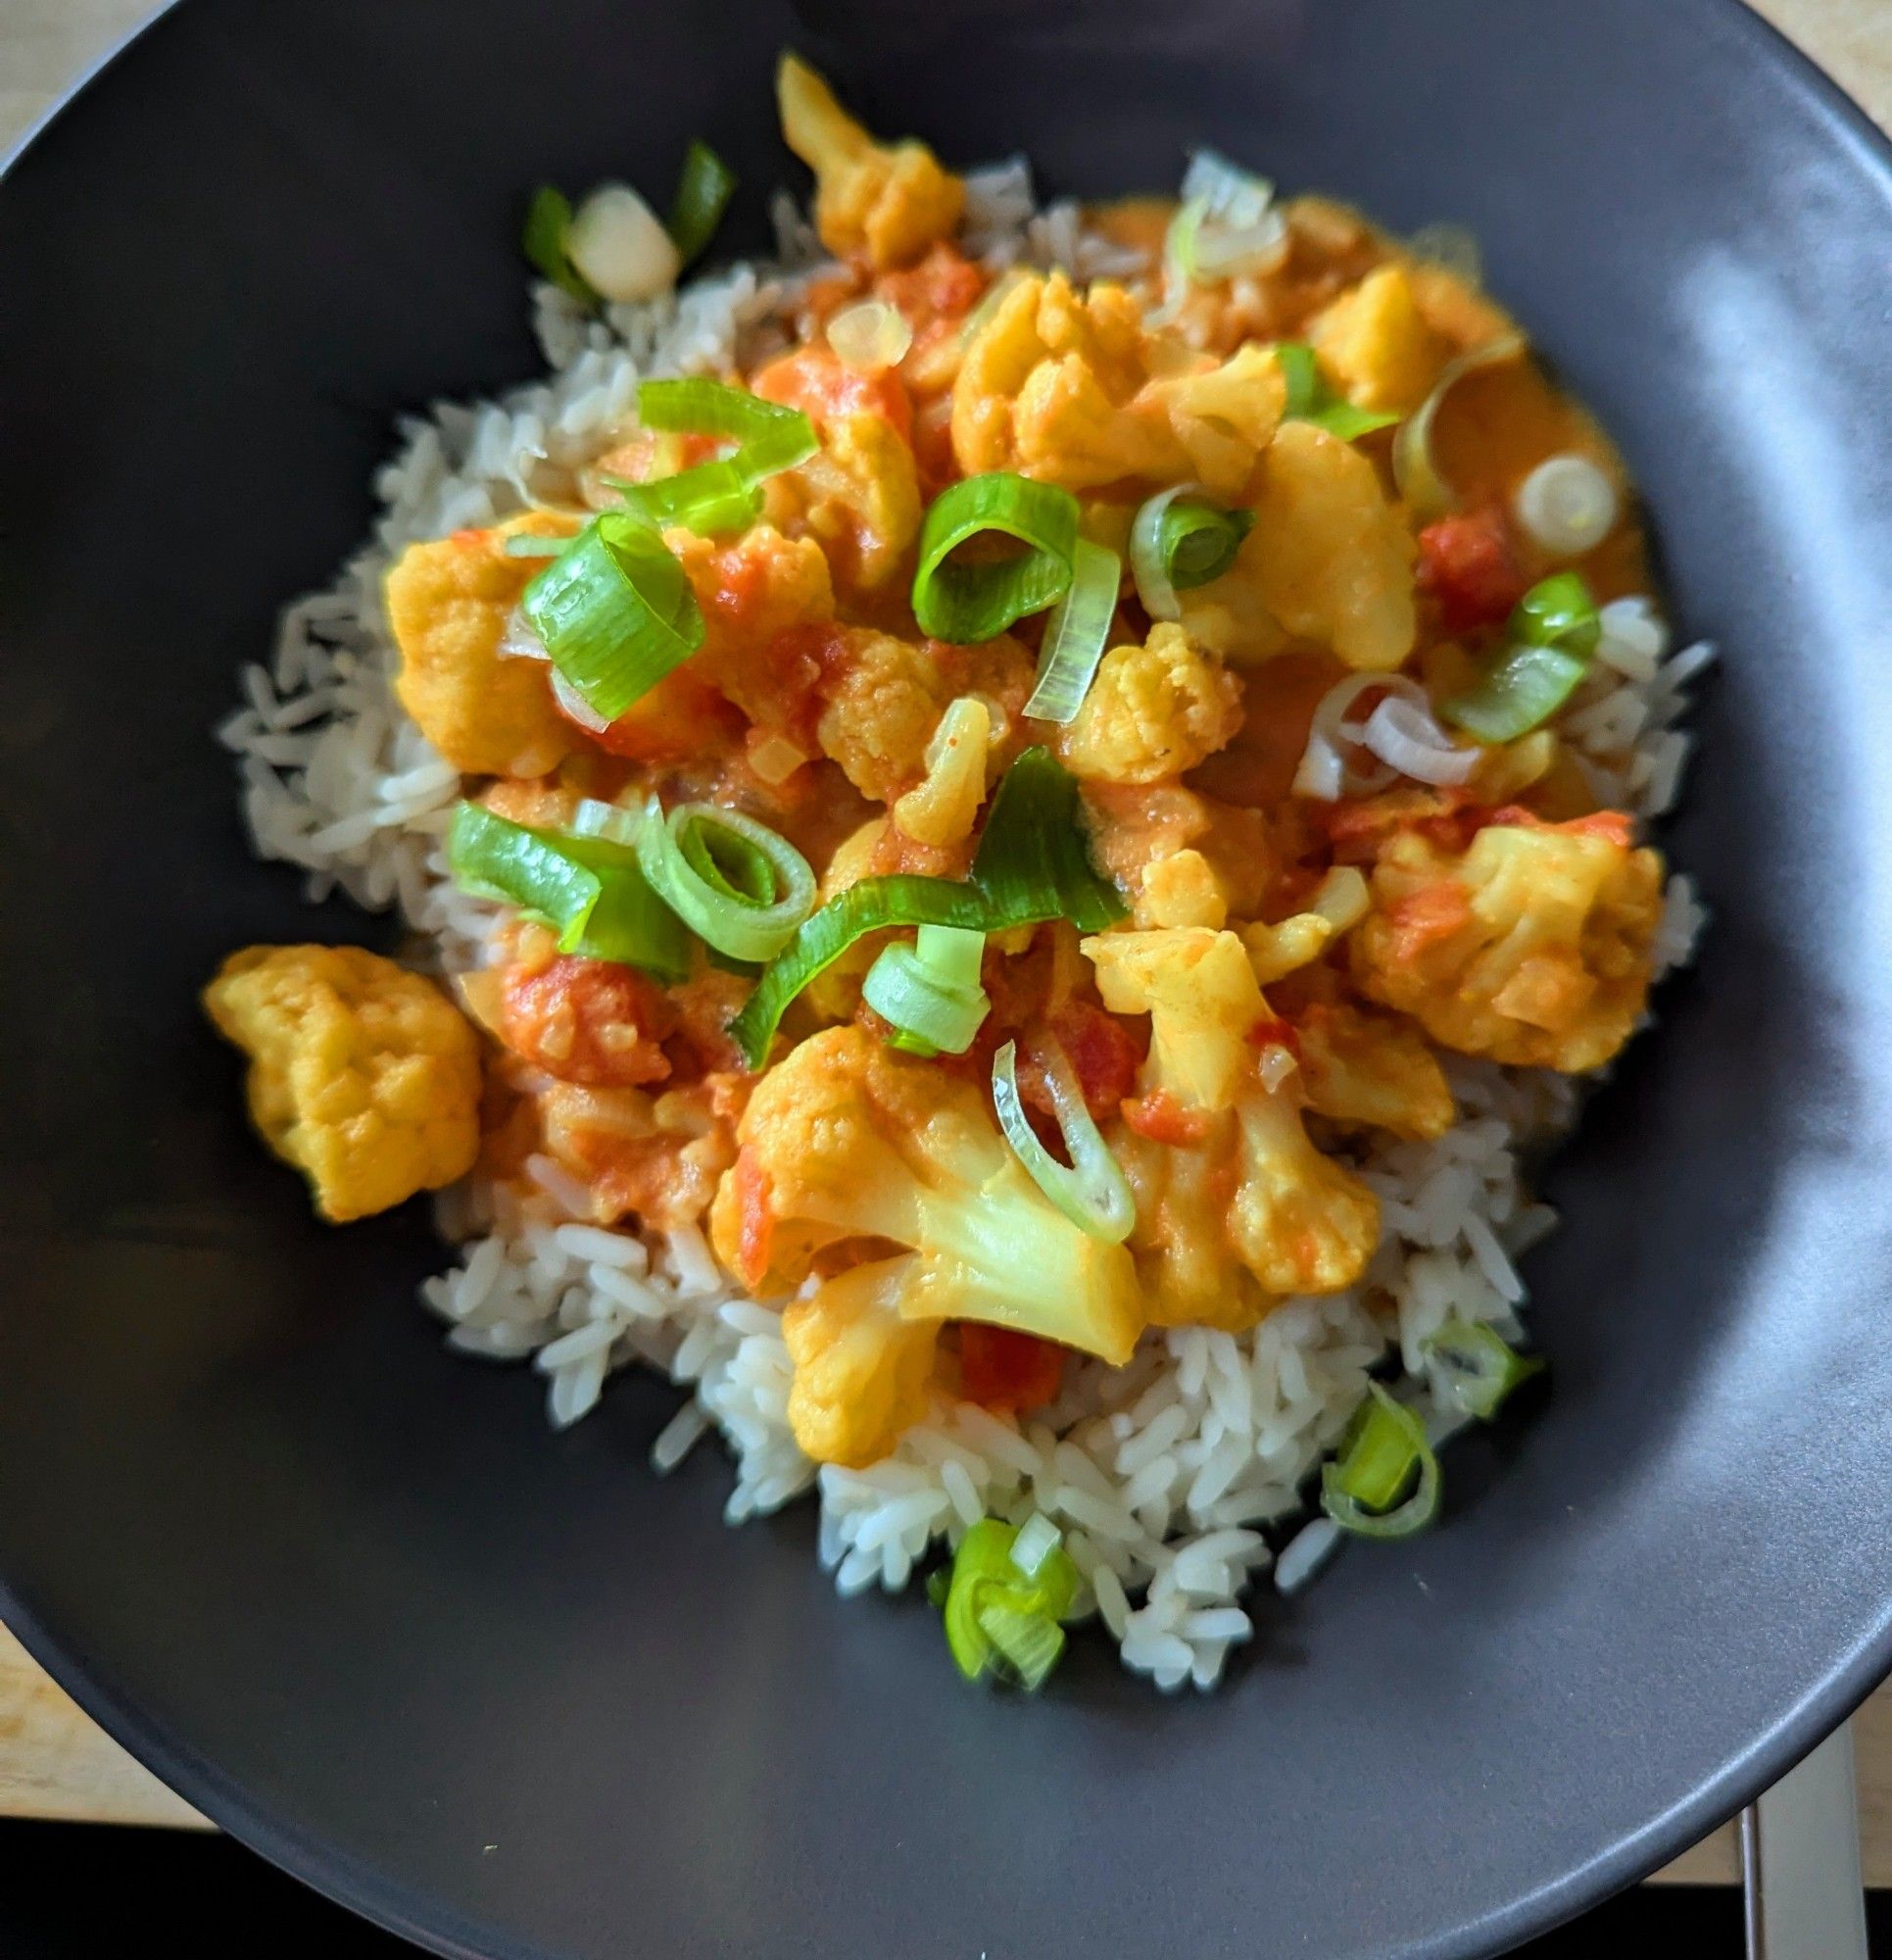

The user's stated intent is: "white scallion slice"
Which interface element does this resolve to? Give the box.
[1514,453,1620,557]
[566,183,683,303]
[1393,333,1527,524]
[1361,694,1478,786]
[827,299,913,373]
[992,1039,1136,1244]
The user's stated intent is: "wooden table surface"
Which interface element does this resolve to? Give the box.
[1,0,1888,1892]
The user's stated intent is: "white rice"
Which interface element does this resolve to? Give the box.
[220,161,1707,1690]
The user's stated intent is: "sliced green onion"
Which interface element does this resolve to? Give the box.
[1128,487,1252,621]
[911,473,1081,644]
[606,460,765,536]
[666,139,738,267]
[447,803,691,982]
[521,513,704,722]
[1424,1318,1546,1420]
[1512,570,1601,658]
[940,1517,1081,1690]
[967,746,1126,935]
[636,377,818,478]
[1025,539,1122,722]
[827,299,913,373]
[727,749,1124,1067]
[1442,640,1588,745]
[1515,454,1619,557]
[635,800,816,963]
[1392,332,1527,523]
[1320,1384,1441,1540]
[993,1040,1136,1242]
[862,924,991,1055]
[503,533,573,560]
[1277,342,1402,443]
[522,185,595,302]
[1442,572,1602,744]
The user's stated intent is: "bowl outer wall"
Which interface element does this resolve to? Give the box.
[0,2,1890,1957]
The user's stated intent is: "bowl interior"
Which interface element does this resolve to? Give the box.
[1,3,1890,1957]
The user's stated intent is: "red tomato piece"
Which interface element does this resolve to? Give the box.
[959,1323,1067,1414]
[500,956,674,1088]
[1417,507,1528,634]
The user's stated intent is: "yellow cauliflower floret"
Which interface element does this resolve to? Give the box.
[1137,849,1230,930]
[1057,623,1242,785]
[1307,265,1453,415]
[1351,817,1665,1072]
[1087,928,1379,1325]
[816,627,950,804]
[782,1256,942,1468]
[1240,867,1372,982]
[1080,783,1276,928]
[951,273,1284,497]
[708,1027,1141,1463]
[893,695,993,846]
[765,411,922,591]
[204,946,481,1223]
[385,515,575,777]
[777,54,964,270]
[1296,1002,1455,1141]
[1244,421,1416,670]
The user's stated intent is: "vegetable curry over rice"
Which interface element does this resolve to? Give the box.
[208,56,1684,1687]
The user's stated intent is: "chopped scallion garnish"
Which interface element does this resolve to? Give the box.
[1024,538,1122,722]
[1320,1384,1440,1540]
[1424,1318,1546,1420]
[447,803,691,982]
[939,1517,1081,1690]
[635,800,816,963]
[521,512,705,723]
[522,185,596,302]
[1277,342,1402,443]
[993,1039,1136,1243]
[910,472,1081,644]
[862,923,991,1056]
[1442,570,1601,744]
[726,748,1124,1068]
[636,377,818,478]
[666,139,738,267]
[1392,332,1526,522]
[1128,486,1252,621]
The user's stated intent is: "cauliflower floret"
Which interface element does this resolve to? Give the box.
[1240,421,1417,670]
[951,273,1285,497]
[777,54,964,270]
[1295,1001,1454,1141]
[1080,783,1277,929]
[782,1256,943,1467]
[709,1026,1142,1463]
[204,946,481,1223]
[814,626,950,803]
[385,515,575,777]
[1056,623,1243,786]
[893,695,993,846]
[1351,814,1665,1072]
[1307,265,1452,415]
[1240,866,1372,982]
[1087,928,1379,1326]
[765,411,922,591]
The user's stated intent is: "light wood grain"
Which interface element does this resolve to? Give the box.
[0,0,1886,1881]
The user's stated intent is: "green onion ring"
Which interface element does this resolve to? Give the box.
[992,1039,1136,1243]
[1320,1384,1441,1540]
[1276,342,1403,444]
[862,924,991,1056]
[520,512,704,723]
[666,139,738,267]
[634,799,816,964]
[1025,539,1122,722]
[636,377,818,478]
[447,802,691,982]
[910,473,1082,644]
[1424,1318,1546,1420]
[940,1516,1081,1690]
[1127,486,1253,621]
[1392,332,1526,522]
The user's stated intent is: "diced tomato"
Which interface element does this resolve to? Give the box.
[959,1324,1066,1414]
[1120,1089,1212,1146]
[1417,507,1528,635]
[751,343,913,443]
[876,243,987,327]
[499,956,675,1089]
[1046,1002,1144,1121]
[1246,1015,1302,1058]
[1383,882,1473,961]
[728,1146,775,1290]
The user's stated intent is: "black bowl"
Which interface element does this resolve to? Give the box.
[2,2,1890,1955]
